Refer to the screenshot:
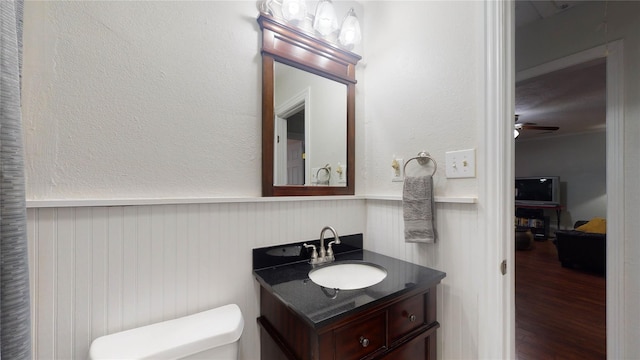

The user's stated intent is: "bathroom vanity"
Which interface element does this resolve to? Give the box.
[253,234,446,360]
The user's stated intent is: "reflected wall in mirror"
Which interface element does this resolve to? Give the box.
[258,14,361,196]
[274,62,347,187]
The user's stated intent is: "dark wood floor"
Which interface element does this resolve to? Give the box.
[515,239,606,360]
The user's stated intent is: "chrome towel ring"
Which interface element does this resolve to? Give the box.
[403,151,437,176]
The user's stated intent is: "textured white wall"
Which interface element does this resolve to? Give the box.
[362,1,482,198]
[515,131,607,229]
[22,1,263,200]
[22,0,363,200]
[516,2,640,356]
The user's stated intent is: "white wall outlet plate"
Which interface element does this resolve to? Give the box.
[392,158,404,182]
[445,149,476,178]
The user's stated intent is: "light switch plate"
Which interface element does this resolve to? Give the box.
[445,149,476,178]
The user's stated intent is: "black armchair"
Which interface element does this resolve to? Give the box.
[554,221,605,275]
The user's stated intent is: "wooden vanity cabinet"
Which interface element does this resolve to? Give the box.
[257,285,440,360]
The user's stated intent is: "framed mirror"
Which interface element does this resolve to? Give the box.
[258,14,361,196]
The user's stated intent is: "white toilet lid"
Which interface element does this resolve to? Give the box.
[89,304,244,359]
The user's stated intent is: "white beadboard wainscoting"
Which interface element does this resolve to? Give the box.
[365,199,480,359]
[26,199,366,360]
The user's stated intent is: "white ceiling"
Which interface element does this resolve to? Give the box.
[515,1,606,140]
[515,0,583,28]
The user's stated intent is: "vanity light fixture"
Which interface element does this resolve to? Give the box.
[259,0,362,50]
[281,0,306,23]
[313,0,339,36]
[338,8,361,48]
[514,128,520,138]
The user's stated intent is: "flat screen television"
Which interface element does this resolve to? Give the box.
[515,176,560,205]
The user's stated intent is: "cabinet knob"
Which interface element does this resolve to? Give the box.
[409,314,417,322]
[359,336,370,348]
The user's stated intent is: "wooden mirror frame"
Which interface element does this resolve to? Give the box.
[258,14,361,196]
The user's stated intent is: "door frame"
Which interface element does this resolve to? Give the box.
[479,1,515,357]
[485,2,625,357]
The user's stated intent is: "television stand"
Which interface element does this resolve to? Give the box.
[515,203,562,237]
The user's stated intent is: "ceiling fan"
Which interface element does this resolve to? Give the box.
[514,115,559,138]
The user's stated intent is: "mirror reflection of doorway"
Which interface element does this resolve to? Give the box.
[274,86,310,186]
[286,109,305,185]
[275,106,306,186]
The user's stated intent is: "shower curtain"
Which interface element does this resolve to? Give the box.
[0,0,32,358]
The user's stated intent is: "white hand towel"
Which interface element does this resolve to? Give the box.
[403,175,436,243]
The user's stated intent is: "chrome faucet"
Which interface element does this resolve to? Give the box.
[303,226,341,265]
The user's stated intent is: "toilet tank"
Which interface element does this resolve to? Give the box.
[89,304,244,360]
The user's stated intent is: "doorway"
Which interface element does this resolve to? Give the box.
[511,42,624,358]
[514,55,608,358]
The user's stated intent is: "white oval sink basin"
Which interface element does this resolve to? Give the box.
[308,262,387,290]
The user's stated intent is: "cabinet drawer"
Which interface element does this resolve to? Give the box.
[334,312,386,360]
[380,331,430,360]
[388,292,426,342]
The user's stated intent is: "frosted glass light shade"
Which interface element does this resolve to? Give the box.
[338,8,361,47]
[514,129,520,138]
[282,0,306,23]
[313,0,339,36]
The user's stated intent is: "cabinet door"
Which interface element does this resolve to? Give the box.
[259,324,296,360]
[380,332,431,360]
[388,292,426,343]
[333,312,386,360]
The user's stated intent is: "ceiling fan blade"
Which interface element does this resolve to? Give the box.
[521,125,560,131]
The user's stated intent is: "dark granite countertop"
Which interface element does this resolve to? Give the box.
[253,234,446,328]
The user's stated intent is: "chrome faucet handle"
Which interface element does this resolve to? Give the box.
[326,240,339,261]
[303,243,318,263]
